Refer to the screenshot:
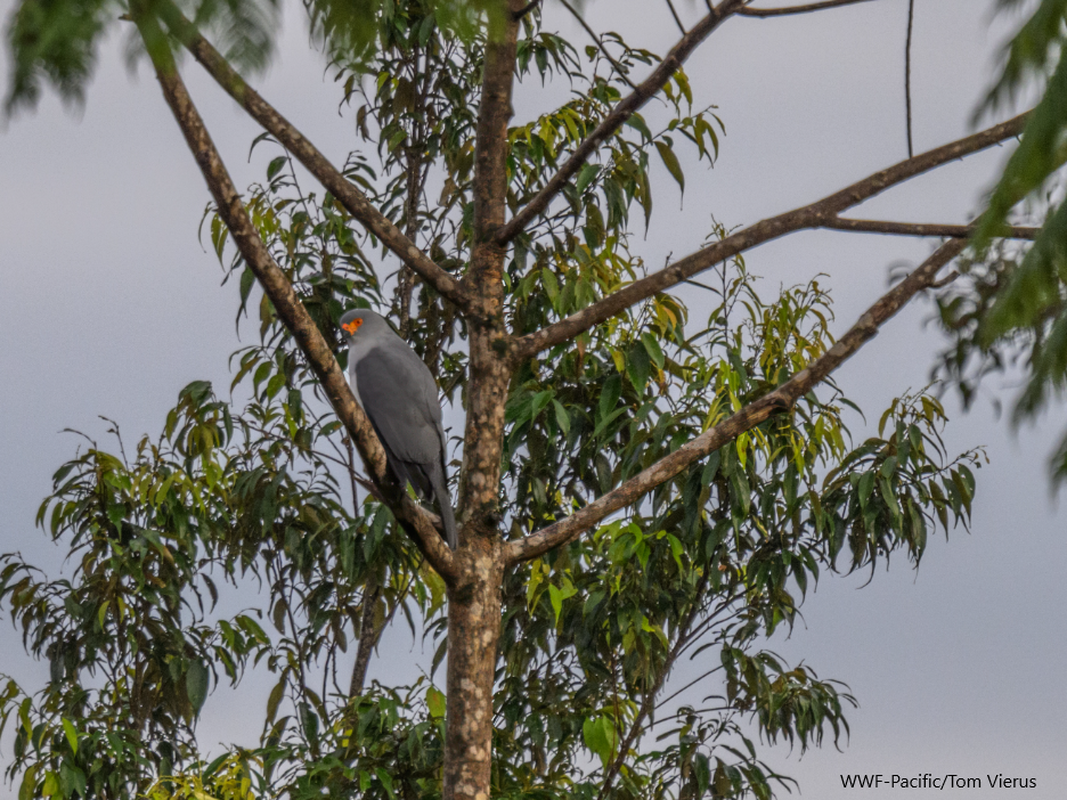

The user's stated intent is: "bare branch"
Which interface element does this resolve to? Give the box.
[737,0,880,16]
[133,13,458,584]
[665,0,687,34]
[824,217,1039,239]
[905,0,915,157]
[156,2,463,304]
[495,0,748,245]
[513,112,1027,359]
[503,238,967,565]
[559,0,638,90]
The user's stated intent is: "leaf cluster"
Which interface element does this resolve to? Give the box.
[957,0,1067,459]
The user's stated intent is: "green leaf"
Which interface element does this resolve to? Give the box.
[576,162,599,195]
[582,715,617,764]
[186,660,210,717]
[267,155,287,181]
[624,113,653,141]
[655,139,685,194]
[548,584,563,625]
[858,471,875,509]
[626,342,651,391]
[5,0,115,114]
[427,685,446,719]
[542,268,561,309]
[598,374,623,423]
[375,767,396,799]
[552,399,571,436]
[41,771,58,798]
[641,331,665,370]
[61,718,77,755]
[266,678,285,722]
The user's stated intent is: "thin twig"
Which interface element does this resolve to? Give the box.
[348,584,381,697]
[513,0,541,20]
[905,0,916,157]
[737,0,880,16]
[929,270,960,289]
[665,0,687,34]
[823,217,1039,239]
[596,572,711,800]
[559,0,639,90]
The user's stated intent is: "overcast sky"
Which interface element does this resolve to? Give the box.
[1,0,1064,797]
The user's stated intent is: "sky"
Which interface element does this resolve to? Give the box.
[1,0,1064,798]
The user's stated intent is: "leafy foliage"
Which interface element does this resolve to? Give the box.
[3,0,117,113]
[951,0,1067,456]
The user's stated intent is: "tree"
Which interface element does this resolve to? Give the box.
[0,1,1043,799]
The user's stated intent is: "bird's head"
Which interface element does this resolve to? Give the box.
[339,309,389,342]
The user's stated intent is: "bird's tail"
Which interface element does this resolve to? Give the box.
[430,469,459,550]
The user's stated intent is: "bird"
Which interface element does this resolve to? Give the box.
[339,308,458,550]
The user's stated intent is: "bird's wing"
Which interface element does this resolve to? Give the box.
[353,343,444,468]
[353,341,457,548]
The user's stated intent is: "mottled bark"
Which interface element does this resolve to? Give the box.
[442,3,523,799]
[444,547,506,800]
[456,0,521,536]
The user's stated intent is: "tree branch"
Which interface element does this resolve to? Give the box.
[737,0,880,16]
[349,585,381,697]
[133,12,458,584]
[155,2,463,304]
[513,112,1027,359]
[904,0,916,157]
[495,0,748,245]
[559,0,638,90]
[503,238,967,565]
[823,217,1039,239]
[665,0,687,34]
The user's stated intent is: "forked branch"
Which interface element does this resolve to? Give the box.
[134,14,458,583]
[155,2,463,304]
[513,112,1027,359]
[503,238,967,565]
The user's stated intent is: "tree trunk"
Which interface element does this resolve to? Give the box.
[444,546,505,800]
[442,5,520,795]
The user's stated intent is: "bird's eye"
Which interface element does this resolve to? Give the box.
[342,319,363,334]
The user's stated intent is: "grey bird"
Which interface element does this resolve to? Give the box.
[340,309,458,550]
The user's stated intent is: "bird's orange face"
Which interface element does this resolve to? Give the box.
[342,317,364,335]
